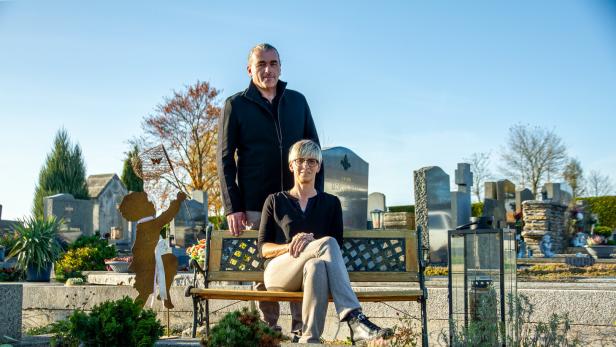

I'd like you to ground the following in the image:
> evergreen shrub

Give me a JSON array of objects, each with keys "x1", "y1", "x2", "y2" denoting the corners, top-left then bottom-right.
[{"x1": 579, "y1": 196, "x2": 616, "y2": 229}]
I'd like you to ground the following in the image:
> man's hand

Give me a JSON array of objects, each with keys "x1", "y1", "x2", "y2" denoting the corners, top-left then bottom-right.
[
  {"x1": 227, "y1": 212, "x2": 246, "y2": 237},
  {"x1": 176, "y1": 191, "x2": 187, "y2": 201},
  {"x1": 288, "y1": 233, "x2": 314, "y2": 258}
]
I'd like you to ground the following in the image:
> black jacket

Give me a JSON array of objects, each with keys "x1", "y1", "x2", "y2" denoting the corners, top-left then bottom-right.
[{"x1": 217, "y1": 80, "x2": 323, "y2": 214}]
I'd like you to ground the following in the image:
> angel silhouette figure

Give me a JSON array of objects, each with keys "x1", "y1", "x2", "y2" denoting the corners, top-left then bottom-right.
[{"x1": 119, "y1": 191, "x2": 186, "y2": 309}]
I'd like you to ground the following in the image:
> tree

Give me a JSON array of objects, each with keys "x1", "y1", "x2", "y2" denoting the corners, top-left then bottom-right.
[
  {"x1": 563, "y1": 158, "x2": 584, "y2": 199},
  {"x1": 465, "y1": 152, "x2": 492, "y2": 202},
  {"x1": 586, "y1": 170, "x2": 614, "y2": 197},
  {"x1": 121, "y1": 145, "x2": 144, "y2": 192},
  {"x1": 500, "y1": 124, "x2": 567, "y2": 196},
  {"x1": 140, "y1": 81, "x2": 223, "y2": 216},
  {"x1": 33, "y1": 129, "x2": 89, "y2": 218}
]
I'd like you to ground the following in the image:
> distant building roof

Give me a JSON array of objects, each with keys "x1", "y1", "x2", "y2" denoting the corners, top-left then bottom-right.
[{"x1": 87, "y1": 174, "x2": 121, "y2": 198}]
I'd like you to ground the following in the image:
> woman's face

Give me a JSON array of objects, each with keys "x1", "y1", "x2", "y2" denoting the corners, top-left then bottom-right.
[{"x1": 289, "y1": 157, "x2": 321, "y2": 184}]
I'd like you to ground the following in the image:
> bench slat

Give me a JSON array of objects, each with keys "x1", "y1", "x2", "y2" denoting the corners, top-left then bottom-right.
[{"x1": 190, "y1": 288, "x2": 424, "y2": 302}]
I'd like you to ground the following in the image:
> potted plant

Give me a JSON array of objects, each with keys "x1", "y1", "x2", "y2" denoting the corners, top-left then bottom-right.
[
  {"x1": 8, "y1": 216, "x2": 64, "y2": 281},
  {"x1": 585, "y1": 225, "x2": 615, "y2": 259}
]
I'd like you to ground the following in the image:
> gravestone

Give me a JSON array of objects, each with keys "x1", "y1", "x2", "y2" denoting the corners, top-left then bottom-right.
[
  {"x1": 542, "y1": 182, "x2": 572, "y2": 206},
  {"x1": 414, "y1": 166, "x2": 452, "y2": 263},
  {"x1": 170, "y1": 190, "x2": 208, "y2": 247},
  {"x1": 367, "y1": 192, "x2": 386, "y2": 221},
  {"x1": 451, "y1": 163, "x2": 473, "y2": 229},
  {"x1": 515, "y1": 189, "x2": 534, "y2": 213},
  {"x1": 323, "y1": 147, "x2": 369, "y2": 230},
  {"x1": 483, "y1": 179, "x2": 515, "y2": 227},
  {"x1": 43, "y1": 194, "x2": 94, "y2": 235}
]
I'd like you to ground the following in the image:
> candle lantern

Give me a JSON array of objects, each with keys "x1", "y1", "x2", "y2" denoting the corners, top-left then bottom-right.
[{"x1": 448, "y1": 216, "x2": 517, "y2": 346}]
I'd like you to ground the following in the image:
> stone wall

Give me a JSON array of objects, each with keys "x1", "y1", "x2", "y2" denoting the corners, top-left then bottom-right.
[
  {"x1": 522, "y1": 200, "x2": 568, "y2": 256},
  {"x1": 20, "y1": 275, "x2": 616, "y2": 346}
]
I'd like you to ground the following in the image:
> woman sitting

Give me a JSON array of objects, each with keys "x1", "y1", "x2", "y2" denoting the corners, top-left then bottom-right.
[{"x1": 258, "y1": 139, "x2": 392, "y2": 344}]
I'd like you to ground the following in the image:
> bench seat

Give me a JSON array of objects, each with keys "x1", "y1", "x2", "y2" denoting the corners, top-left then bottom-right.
[{"x1": 189, "y1": 287, "x2": 424, "y2": 302}]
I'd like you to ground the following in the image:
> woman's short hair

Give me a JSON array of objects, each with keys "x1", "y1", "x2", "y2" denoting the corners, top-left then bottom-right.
[{"x1": 288, "y1": 139, "x2": 322, "y2": 164}]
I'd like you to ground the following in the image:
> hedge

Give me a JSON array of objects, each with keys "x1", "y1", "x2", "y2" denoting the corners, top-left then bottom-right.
[
  {"x1": 388, "y1": 205, "x2": 415, "y2": 213},
  {"x1": 578, "y1": 196, "x2": 616, "y2": 229},
  {"x1": 472, "y1": 202, "x2": 484, "y2": 217}
]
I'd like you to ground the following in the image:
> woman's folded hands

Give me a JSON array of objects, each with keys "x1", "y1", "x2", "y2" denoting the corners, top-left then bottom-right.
[{"x1": 288, "y1": 232, "x2": 315, "y2": 257}]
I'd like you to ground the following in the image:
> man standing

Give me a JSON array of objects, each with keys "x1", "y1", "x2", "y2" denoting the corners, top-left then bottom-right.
[{"x1": 217, "y1": 43, "x2": 323, "y2": 335}]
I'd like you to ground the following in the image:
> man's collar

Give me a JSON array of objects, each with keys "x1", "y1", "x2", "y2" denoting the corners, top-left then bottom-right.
[{"x1": 244, "y1": 80, "x2": 287, "y2": 102}]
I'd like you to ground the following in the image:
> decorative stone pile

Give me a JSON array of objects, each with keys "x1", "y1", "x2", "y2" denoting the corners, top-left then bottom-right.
[{"x1": 521, "y1": 200, "x2": 568, "y2": 256}]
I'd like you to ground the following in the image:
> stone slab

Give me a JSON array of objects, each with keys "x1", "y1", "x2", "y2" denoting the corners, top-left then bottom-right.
[{"x1": 0, "y1": 283, "x2": 22, "y2": 343}]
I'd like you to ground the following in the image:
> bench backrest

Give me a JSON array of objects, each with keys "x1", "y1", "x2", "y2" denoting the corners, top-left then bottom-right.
[{"x1": 205, "y1": 230, "x2": 420, "y2": 283}]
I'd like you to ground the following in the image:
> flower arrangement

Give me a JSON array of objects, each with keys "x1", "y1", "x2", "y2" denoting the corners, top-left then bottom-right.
[
  {"x1": 186, "y1": 239, "x2": 207, "y2": 262},
  {"x1": 588, "y1": 226, "x2": 614, "y2": 246}
]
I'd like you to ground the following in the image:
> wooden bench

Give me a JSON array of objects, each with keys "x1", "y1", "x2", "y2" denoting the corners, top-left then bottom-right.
[{"x1": 185, "y1": 229, "x2": 428, "y2": 345}]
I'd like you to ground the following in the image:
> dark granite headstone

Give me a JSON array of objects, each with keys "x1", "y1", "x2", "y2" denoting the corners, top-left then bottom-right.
[
  {"x1": 171, "y1": 190, "x2": 208, "y2": 247},
  {"x1": 515, "y1": 188, "x2": 534, "y2": 213},
  {"x1": 323, "y1": 147, "x2": 369, "y2": 230}
]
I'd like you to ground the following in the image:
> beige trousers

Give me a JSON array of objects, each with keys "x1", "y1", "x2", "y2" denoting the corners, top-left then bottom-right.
[
  {"x1": 246, "y1": 211, "x2": 302, "y2": 333},
  {"x1": 264, "y1": 236, "x2": 361, "y2": 343}
]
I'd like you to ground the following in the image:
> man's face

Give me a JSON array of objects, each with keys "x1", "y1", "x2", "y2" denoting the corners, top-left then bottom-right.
[{"x1": 247, "y1": 49, "x2": 281, "y2": 91}]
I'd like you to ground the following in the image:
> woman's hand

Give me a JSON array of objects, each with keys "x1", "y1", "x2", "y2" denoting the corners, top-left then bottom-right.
[{"x1": 288, "y1": 233, "x2": 314, "y2": 258}]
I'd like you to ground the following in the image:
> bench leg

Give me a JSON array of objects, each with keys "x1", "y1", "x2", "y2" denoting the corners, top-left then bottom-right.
[
  {"x1": 420, "y1": 296, "x2": 428, "y2": 347},
  {"x1": 205, "y1": 298, "x2": 210, "y2": 338},
  {"x1": 191, "y1": 297, "x2": 198, "y2": 338}
]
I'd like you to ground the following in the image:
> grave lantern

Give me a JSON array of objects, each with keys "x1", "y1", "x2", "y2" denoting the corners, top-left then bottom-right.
[
  {"x1": 370, "y1": 209, "x2": 384, "y2": 229},
  {"x1": 448, "y1": 216, "x2": 517, "y2": 346}
]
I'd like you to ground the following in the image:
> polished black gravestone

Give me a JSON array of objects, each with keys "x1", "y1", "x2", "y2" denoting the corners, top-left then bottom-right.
[{"x1": 322, "y1": 147, "x2": 369, "y2": 230}]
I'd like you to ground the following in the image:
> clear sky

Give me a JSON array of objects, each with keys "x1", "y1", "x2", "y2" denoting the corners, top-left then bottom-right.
[{"x1": 1, "y1": 1, "x2": 615, "y2": 220}]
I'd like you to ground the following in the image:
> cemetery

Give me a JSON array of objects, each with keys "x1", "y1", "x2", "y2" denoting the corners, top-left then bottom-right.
[{"x1": 0, "y1": 143, "x2": 615, "y2": 347}]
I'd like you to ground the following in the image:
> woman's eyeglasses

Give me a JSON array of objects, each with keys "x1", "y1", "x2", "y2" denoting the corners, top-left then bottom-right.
[{"x1": 292, "y1": 158, "x2": 319, "y2": 167}]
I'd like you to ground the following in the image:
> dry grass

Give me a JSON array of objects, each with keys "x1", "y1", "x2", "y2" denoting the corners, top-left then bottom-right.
[{"x1": 425, "y1": 264, "x2": 616, "y2": 281}]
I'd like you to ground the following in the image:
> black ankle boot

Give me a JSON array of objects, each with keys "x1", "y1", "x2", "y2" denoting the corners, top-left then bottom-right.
[{"x1": 345, "y1": 310, "x2": 393, "y2": 344}]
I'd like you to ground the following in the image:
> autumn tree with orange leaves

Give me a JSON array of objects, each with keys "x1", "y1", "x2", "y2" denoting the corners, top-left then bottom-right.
[{"x1": 141, "y1": 81, "x2": 223, "y2": 218}]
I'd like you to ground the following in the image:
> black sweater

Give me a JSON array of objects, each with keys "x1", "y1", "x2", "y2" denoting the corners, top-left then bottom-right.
[{"x1": 257, "y1": 191, "x2": 343, "y2": 256}]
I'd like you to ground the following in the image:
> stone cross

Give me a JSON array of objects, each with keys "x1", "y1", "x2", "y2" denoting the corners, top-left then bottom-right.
[{"x1": 451, "y1": 163, "x2": 473, "y2": 229}]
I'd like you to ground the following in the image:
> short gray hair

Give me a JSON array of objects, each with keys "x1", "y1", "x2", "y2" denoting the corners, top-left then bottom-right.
[
  {"x1": 248, "y1": 43, "x2": 280, "y2": 65},
  {"x1": 288, "y1": 139, "x2": 322, "y2": 164}
]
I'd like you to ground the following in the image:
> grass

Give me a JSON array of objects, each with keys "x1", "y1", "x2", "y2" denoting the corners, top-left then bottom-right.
[{"x1": 425, "y1": 264, "x2": 616, "y2": 281}]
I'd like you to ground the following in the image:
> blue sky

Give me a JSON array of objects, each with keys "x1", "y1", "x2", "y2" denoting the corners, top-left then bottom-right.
[{"x1": 1, "y1": 1, "x2": 615, "y2": 220}]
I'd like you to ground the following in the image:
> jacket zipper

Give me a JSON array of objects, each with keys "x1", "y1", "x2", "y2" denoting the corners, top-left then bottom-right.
[{"x1": 274, "y1": 89, "x2": 286, "y2": 191}]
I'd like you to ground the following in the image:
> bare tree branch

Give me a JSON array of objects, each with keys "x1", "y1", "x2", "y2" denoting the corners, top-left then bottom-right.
[
  {"x1": 464, "y1": 152, "x2": 492, "y2": 202},
  {"x1": 499, "y1": 124, "x2": 568, "y2": 196},
  {"x1": 586, "y1": 170, "x2": 614, "y2": 197}
]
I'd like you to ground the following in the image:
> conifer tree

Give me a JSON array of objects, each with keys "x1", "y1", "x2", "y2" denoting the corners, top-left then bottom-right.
[
  {"x1": 121, "y1": 145, "x2": 144, "y2": 192},
  {"x1": 33, "y1": 129, "x2": 89, "y2": 218}
]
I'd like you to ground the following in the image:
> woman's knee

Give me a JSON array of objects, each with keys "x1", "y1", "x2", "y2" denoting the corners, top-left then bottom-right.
[{"x1": 303, "y1": 258, "x2": 325, "y2": 275}]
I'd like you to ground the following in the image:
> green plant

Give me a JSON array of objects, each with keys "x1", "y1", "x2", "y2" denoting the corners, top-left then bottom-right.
[
  {"x1": 32, "y1": 128, "x2": 89, "y2": 218},
  {"x1": 26, "y1": 319, "x2": 80, "y2": 347},
  {"x1": 7, "y1": 216, "x2": 64, "y2": 274},
  {"x1": 388, "y1": 205, "x2": 415, "y2": 213},
  {"x1": 0, "y1": 232, "x2": 19, "y2": 255},
  {"x1": 472, "y1": 202, "x2": 484, "y2": 217},
  {"x1": 68, "y1": 296, "x2": 163, "y2": 347},
  {"x1": 202, "y1": 307, "x2": 284, "y2": 347},
  {"x1": 121, "y1": 144, "x2": 144, "y2": 192},
  {"x1": 0, "y1": 267, "x2": 23, "y2": 282},
  {"x1": 65, "y1": 277, "x2": 84, "y2": 286},
  {"x1": 441, "y1": 291, "x2": 580, "y2": 347},
  {"x1": 578, "y1": 196, "x2": 616, "y2": 229},
  {"x1": 55, "y1": 235, "x2": 117, "y2": 281},
  {"x1": 593, "y1": 226, "x2": 613, "y2": 238}
]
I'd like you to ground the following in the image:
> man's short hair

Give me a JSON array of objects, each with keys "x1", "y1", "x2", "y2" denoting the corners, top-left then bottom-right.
[
  {"x1": 248, "y1": 43, "x2": 280, "y2": 65},
  {"x1": 288, "y1": 139, "x2": 322, "y2": 164}
]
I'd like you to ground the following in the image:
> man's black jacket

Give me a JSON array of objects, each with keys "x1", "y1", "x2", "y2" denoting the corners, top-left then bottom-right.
[{"x1": 217, "y1": 80, "x2": 323, "y2": 215}]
